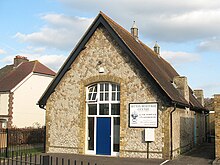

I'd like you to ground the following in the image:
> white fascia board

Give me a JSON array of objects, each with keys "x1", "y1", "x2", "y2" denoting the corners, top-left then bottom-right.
[{"x1": 32, "y1": 72, "x2": 55, "y2": 78}]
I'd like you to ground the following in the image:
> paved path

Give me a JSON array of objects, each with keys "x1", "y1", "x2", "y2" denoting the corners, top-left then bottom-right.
[
  {"x1": 47, "y1": 153, "x2": 166, "y2": 165},
  {"x1": 166, "y1": 142, "x2": 215, "y2": 165},
  {"x1": 43, "y1": 142, "x2": 215, "y2": 165}
]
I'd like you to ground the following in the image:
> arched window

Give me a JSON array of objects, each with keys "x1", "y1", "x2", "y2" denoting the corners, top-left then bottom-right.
[{"x1": 86, "y1": 82, "x2": 120, "y2": 156}]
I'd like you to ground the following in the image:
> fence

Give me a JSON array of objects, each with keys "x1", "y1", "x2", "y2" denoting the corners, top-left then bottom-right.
[
  {"x1": 0, "y1": 153, "x2": 101, "y2": 165},
  {"x1": 0, "y1": 153, "x2": 42, "y2": 165},
  {"x1": 0, "y1": 128, "x2": 102, "y2": 165},
  {"x1": 0, "y1": 127, "x2": 45, "y2": 158}
]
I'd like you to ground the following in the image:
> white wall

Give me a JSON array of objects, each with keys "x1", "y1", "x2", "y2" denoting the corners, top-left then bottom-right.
[
  {"x1": 0, "y1": 93, "x2": 9, "y2": 115},
  {"x1": 12, "y1": 73, "x2": 53, "y2": 128}
]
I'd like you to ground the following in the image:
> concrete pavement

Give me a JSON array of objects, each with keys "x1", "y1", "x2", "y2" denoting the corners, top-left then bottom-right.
[{"x1": 166, "y1": 142, "x2": 215, "y2": 165}]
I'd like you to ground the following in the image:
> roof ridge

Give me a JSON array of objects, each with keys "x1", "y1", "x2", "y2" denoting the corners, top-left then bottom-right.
[
  {"x1": 32, "y1": 60, "x2": 38, "y2": 72},
  {"x1": 99, "y1": 11, "x2": 135, "y2": 39}
]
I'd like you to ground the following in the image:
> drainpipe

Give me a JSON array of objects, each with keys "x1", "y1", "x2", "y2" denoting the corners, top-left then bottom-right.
[{"x1": 170, "y1": 103, "x2": 176, "y2": 159}]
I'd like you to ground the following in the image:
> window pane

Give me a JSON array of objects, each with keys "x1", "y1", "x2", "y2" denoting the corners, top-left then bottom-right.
[
  {"x1": 100, "y1": 93, "x2": 103, "y2": 101},
  {"x1": 117, "y1": 85, "x2": 120, "y2": 91},
  {"x1": 88, "y1": 93, "x2": 92, "y2": 100},
  {"x1": 105, "y1": 93, "x2": 109, "y2": 101},
  {"x1": 94, "y1": 86, "x2": 97, "y2": 92},
  {"x1": 88, "y1": 104, "x2": 97, "y2": 115},
  {"x1": 89, "y1": 87, "x2": 93, "y2": 92},
  {"x1": 99, "y1": 104, "x2": 109, "y2": 115},
  {"x1": 112, "y1": 92, "x2": 116, "y2": 101},
  {"x1": 112, "y1": 84, "x2": 116, "y2": 91},
  {"x1": 111, "y1": 104, "x2": 120, "y2": 115},
  {"x1": 113, "y1": 117, "x2": 120, "y2": 152},
  {"x1": 117, "y1": 92, "x2": 120, "y2": 101},
  {"x1": 92, "y1": 93, "x2": 97, "y2": 101},
  {"x1": 100, "y1": 84, "x2": 104, "y2": 91},
  {"x1": 105, "y1": 83, "x2": 109, "y2": 91},
  {"x1": 88, "y1": 117, "x2": 94, "y2": 150}
]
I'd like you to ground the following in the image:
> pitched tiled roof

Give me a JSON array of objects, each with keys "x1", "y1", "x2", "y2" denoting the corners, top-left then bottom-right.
[
  {"x1": 0, "y1": 61, "x2": 56, "y2": 92},
  {"x1": 100, "y1": 12, "x2": 204, "y2": 110},
  {"x1": 0, "y1": 65, "x2": 14, "y2": 80},
  {"x1": 38, "y1": 12, "x2": 205, "y2": 111}
]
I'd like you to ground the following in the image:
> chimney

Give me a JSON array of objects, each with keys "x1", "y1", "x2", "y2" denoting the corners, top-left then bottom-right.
[
  {"x1": 173, "y1": 76, "x2": 189, "y2": 103},
  {"x1": 153, "y1": 41, "x2": 160, "y2": 56},
  {"x1": 14, "y1": 56, "x2": 29, "y2": 67},
  {"x1": 194, "y1": 90, "x2": 204, "y2": 106},
  {"x1": 131, "y1": 21, "x2": 138, "y2": 40}
]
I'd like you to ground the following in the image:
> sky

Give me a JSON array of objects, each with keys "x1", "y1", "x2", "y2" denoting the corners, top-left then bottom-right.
[{"x1": 0, "y1": 0, "x2": 219, "y2": 98}]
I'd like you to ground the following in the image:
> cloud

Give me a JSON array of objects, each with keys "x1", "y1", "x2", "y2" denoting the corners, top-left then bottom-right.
[
  {"x1": 19, "y1": 47, "x2": 66, "y2": 71},
  {"x1": 36, "y1": 55, "x2": 66, "y2": 71},
  {"x1": 13, "y1": 1, "x2": 220, "y2": 54},
  {"x1": 144, "y1": 9, "x2": 220, "y2": 42},
  {"x1": 0, "y1": 46, "x2": 66, "y2": 71},
  {"x1": 57, "y1": 0, "x2": 220, "y2": 43},
  {"x1": 197, "y1": 37, "x2": 220, "y2": 52},
  {"x1": 0, "y1": 55, "x2": 14, "y2": 64},
  {"x1": 0, "y1": 49, "x2": 7, "y2": 54},
  {"x1": 198, "y1": 82, "x2": 220, "y2": 97},
  {"x1": 161, "y1": 51, "x2": 200, "y2": 65},
  {"x1": 14, "y1": 14, "x2": 93, "y2": 51},
  {"x1": 25, "y1": 53, "x2": 66, "y2": 72},
  {"x1": 58, "y1": 0, "x2": 220, "y2": 13}
]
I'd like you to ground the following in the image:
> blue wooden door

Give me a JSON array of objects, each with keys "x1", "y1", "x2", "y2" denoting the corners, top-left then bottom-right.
[{"x1": 96, "y1": 117, "x2": 111, "y2": 155}]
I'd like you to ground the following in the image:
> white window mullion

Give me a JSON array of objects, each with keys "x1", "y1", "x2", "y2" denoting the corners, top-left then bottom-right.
[
  {"x1": 111, "y1": 116, "x2": 114, "y2": 155},
  {"x1": 94, "y1": 116, "x2": 97, "y2": 154}
]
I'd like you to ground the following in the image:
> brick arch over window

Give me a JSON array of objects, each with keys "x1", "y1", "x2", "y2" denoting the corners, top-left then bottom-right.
[{"x1": 78, "y1": 75, "x2": 126, "y2": 154}]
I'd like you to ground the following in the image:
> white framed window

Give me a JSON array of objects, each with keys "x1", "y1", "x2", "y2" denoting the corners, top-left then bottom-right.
[
  {"x1": 86, "y1": 82, "x2": 120, "y2": 156},
  {"x1": 87, "y1": 84, "x2": 98, "y2": 102}
]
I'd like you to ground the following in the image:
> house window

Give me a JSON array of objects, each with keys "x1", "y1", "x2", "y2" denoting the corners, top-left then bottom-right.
[{"x1": 86, "y1": 82, "x2": 120, "y2": 156}]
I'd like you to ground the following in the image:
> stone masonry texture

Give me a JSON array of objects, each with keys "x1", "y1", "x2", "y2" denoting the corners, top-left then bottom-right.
[{"x1": 215, "y1": 94, "x2": 220, "y2": 159}]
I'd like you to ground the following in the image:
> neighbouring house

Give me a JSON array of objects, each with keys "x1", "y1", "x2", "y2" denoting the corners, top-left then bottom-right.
[
  {"x1": 0, "y1": 56, "x2": 56, "y2": 128},
  {"x1": 38, "y1": 12, "x2": 208, "y2": 159}
]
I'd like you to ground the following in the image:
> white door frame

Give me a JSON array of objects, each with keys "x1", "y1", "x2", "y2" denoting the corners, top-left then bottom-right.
[{"x1": 85, "y1": 83, "x2": 120, "y2": 156}]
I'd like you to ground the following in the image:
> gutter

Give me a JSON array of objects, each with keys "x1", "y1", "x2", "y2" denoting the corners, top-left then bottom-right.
[
  {"x1": 170, "y1": 103, "x2": 176, "y2": 159},
  {"x1": 37, "y1": 102, "x2": 46, "y2": 110}
]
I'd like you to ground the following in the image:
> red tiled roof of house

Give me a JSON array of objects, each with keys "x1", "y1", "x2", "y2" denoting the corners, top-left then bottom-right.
[
  {"x1": 0, "y1": 60, "x2": 56, "y2": 92},
  {"x1": 0, "y1": 65, "x2": 14, "y2": 80}
]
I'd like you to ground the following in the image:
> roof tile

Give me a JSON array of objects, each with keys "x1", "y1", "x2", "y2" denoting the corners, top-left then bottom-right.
[{"x1": 0, "y1": 61, "x2": 56, "y2": 92}]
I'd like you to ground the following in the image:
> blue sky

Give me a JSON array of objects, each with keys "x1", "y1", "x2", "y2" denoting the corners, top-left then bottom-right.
[{"x1": 0, "y1": 0, "x2": 219, "y2": 98}]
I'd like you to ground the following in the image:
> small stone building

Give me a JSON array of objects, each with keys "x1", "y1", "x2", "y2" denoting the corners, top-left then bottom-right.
[{"x1": 38, "y1": 12, "x2": 208, "y2": 159}]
